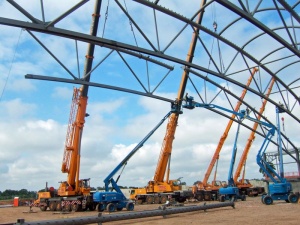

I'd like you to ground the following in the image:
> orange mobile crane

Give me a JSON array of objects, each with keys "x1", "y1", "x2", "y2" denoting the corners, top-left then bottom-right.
[
  {"x1": 33, "y1": 2, "x2": 101, "y2": 212},
  {"x1": 34, "y1": 87, "x2": 94, "y2": 212},
  {"x1": 233, "y1": 77, "x2": 276, "y2": 196},
  {"x1": 193, "y1": 67, "x2": 258, "y2": 201},
  {"x1": 129, "y1": 1, "x2": 206, "y2": 204}
]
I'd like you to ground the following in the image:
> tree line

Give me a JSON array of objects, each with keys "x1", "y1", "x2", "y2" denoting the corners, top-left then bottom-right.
[
  {"x1": 0, "y1": 186, "x2": 137, "y2": 201},
  {"x1": 0, "y1": 189, "x2": 37, "y2": 200}
]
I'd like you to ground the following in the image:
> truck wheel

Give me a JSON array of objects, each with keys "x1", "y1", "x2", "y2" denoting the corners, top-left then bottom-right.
[
  {"x1": 65, "y1": 204, "x2": 72, "y2": 212},
  {"x1": 97, "y1": 203, "x2": 105, "y2": 212},
  {"x1": 219, "y1": 195, "x2": 225, "y2": 202},
  {"x1": 204, "y1": 192, "x2": 212, "y2": 201},
  {"x1": 49, "y1": 202, "x2": 57, "y2": 211},
  {"x1": 126, "y1": 202, "x2": 134, "y2": 211},
  {"x1": 154, "y1": 196, "x2": 160, "y2": 204},
  {"x1": 88, "y1": 204, "x2": 96, "y2": 211},
  {"x1": 107, "y1": 203, "x2": 116, "y2": 212},
  {"x1": 136, "y1": 199, "x2": 143, "y2": 204},
  {"x1": 288, "y1": 193, "x2": 299, "y2": 203},
  {"x1": 39, "y1": 205, "x2": 47, "y2": 211},
  {"x1": 263, "y1": 195, "x2": 273, "y2": 205},
  {"x1": 196, "y1": 193, "x2": 203, "y2": 201},
  {"x1": 241, "y1": 195, "x2": 246, "y2": 201},
  {"x1": 247, "y1": 190, "x2": 253, "y2": 197},
  {"x1": 160, "y1": 195, "x2": 167, "y2": 204},
  {"x1": 56, "y1": 201, "x2": 62, "y2": 211},
  {"x1": 146, "y1": 195, "x2": 154, "y2": 204},
  {"x1": 72, "y1": 203, "x2": 82, "y2": 212}
]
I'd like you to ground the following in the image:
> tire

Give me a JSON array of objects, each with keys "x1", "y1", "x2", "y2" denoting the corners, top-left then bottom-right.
[
  {"x1": 65, "y1": 204, "x2": 72, "y2": 212},
  {"x1": 196, "y1": 193, "x2": 204, "y2": 202},
  {"x1": 219, "y1": 195, "x2": 225, "y2": 202},
  {"x1": 56, "y1": 201, "x2": 62, "y2": 211},
  {"x1": 204, "y1": 192, "x2": 212, "y2": 201},
  {"x1": 288, "y1": 193, "x2": 299, "y2": 203},
  {"x1": 146, "y1": 195, "x2": 154, "y2": 204},
  {"x1": 136, "y1": 199, "x2": 143, "y2": 204},
  {"x1": 39, "y1": 205, "x2": 47, "y2": 211},
  {"x1": 88, "y1": 204, "x2": 96, "y2": 211},
  {"x1": 97, "y1": 203, "x2": 105, "y2": 212},
  {"x1": 126, "y1": 202, "x2": 134, "y2": 211},
  {"x1": 263, "y1": 195, "x2": 273, "y2": 205},
  {"x1": 160, "y1": 195, "x2": 167, "y2": 204},
  {"x1": 107, "y1": 203, "x2": 116, "y2": 212},
  {"x1": 72, "y1": 203, "x2": 82, "y2": 212},
  {"x1": 247, "y1": 190, "x2": 253, "y2": 197},
  {"x1": 154, "y1": 196, "x2": 160, "y2": 204},
  {"x1": 241, "y1": 195, "x2": 246, "y2": 201},
  {"x1": 49, "y1": 201, "x2": 57, "y2": 211}
]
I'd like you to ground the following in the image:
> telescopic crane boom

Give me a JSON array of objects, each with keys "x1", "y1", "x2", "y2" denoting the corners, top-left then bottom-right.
[
  {"x1": 234, "y1": 78, "x2": 275, "y2": 184},
  {"x1": 130, "y1": 1, "x2": 206, "y2": 204},
  {"x1": 182, "y1": 95, "x2": 275, "y2": 201},
  {"x1": 199, "y1": 68, "x2": 258, "y2": 192},
  {"x1": 34, "y1": 2, "x2": 102, "y2": 212},
  {"x1": 57, "y1": 0, "x2": 101, "y2": 202}
]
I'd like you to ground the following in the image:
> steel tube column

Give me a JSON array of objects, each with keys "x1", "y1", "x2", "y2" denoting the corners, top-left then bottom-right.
[{"x1": 15, "y1": 202, "x2": 235, "y2": 225}]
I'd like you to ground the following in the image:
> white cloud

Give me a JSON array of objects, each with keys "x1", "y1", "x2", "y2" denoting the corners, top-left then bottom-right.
[{"x1": 0, "y1": 0, "x2": 299, "y2": 194}]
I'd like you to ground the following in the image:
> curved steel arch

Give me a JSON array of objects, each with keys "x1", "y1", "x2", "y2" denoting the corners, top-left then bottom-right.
[
  {"x1": 0, "y1": 0, "x2": 299, "y2": 173},
  {"x1": 1, "y1": 6, "x2": 299, "y2": 106},
  {"x1": 133, "y1": 0, "x2": 300, "y2": 106}
]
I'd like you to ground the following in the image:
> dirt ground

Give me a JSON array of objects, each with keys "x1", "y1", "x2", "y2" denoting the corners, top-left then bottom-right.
[{"x1": 0, "y1": 197, "x2": 299, "y2": 225}]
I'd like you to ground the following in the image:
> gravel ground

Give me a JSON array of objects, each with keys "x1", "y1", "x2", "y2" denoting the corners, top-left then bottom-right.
[{"x1": 0, "y1": 197, "x2": 299, "y2": 225}]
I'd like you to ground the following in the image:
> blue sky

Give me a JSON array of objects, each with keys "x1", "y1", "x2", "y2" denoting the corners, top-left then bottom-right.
[{"x1": 0, "y1": 0, "x2": 300, "y2": 192}]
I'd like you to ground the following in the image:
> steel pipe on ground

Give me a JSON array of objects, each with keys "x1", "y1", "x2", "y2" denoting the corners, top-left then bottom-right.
[{"x1": 15, "y1": 201, "x2": 235, "y2": 225}]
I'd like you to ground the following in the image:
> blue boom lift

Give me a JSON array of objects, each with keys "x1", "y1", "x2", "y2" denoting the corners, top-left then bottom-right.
[
  {"x1": 258, "y1": 106, "x2": 299, "y2": 205},
  {"x1": 218, "y1": 121, "x2": 246, "y2": 202},
  {"x1": 182, "y1": 95, "x2": 277, "y2": 202},
  {"x1": 93, "y1": 107, "x2": 178, "y2": 212}
]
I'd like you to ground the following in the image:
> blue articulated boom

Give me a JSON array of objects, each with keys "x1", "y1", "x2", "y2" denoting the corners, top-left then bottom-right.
[
  {"x1": 93, "y1": 109, "x2": 175, "y2": 212},
  {"x1": 218, "y1": 122, "x2": 245, "y2": 201},
  {"x1": 257, "y1": 106, "x2": 299, "y2": 205},
  {"x1": 182, "y1": 95, "x2": 278, "y2": 202}
]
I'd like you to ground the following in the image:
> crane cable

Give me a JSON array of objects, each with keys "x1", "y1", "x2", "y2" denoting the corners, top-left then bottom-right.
[
  {"x1": 205, "y1": 3, "x2": 229, "y2": 103},
  {"x1": 211, "y1": 2, "x2": 229, "y2": 89},
  {"x1": 214, "y1": 23, "x2": 228, "y2": 90},
  {"x1": 123, "y1": 0, "x2": 138, "y2": 47},
  {"x1": 0, "y1": 28, "x2": 23, "y2": 102},
  {"x1": 205, "y1": 4, "x2": 217, "y2": 103},
  {"x1": 101, "y1": 0, "x2": 110, "y2": 38}
]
